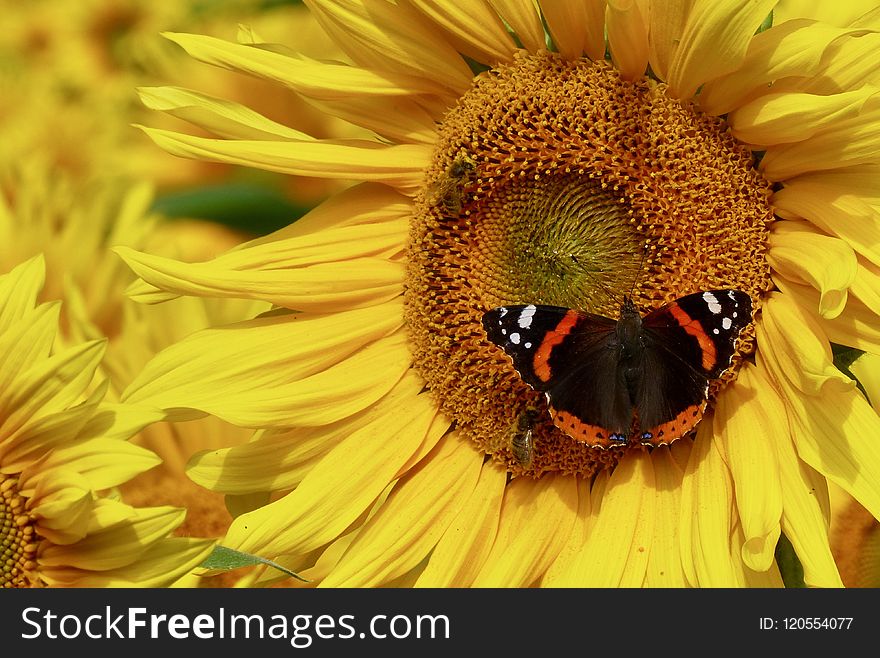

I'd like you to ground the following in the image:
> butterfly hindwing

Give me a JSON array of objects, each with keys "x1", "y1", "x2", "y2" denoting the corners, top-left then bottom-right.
[
  {"x1": 482, "y1": 305, "x2": 633, "y2": 445},
  {"x1": 641, "y1": 290, "x2": 753, "y2": 378}
]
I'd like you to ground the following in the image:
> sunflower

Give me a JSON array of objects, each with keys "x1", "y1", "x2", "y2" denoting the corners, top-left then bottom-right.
[
  {"x1": 0, "y1": 255, "x2": 215, "y2": 587},
  {"x1": 118, "y1": 1, "x2": 880, "y2": 587},
  {"x1": 0, "y1": 161, "x2": 263, "y2": 585}
]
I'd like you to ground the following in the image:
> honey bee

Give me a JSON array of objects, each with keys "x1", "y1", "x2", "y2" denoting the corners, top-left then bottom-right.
[
  {"x1": 510, "y1": 408, "x2": 539, "y2": 467},
  {"x1": 427, "y1": 153, "x2": 476, "y2": 215}
]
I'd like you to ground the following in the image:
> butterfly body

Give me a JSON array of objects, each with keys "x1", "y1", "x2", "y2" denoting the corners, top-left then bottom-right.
[{"x1": 482, "y1": 290, "x2": 752, "y2": 449}]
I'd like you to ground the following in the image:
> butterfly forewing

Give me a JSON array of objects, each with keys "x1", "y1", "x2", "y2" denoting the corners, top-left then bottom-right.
[{"x1": 641, "y1": 290, "x2": 753, "y2": 379}]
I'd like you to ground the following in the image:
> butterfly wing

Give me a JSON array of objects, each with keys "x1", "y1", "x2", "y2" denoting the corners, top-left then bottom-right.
[
  {"x1": 635, "y1": 290, "x2": 752, "y2": 445},
  {"x1": 482, "y1": 305, "x2": 633, "y2": 447}
]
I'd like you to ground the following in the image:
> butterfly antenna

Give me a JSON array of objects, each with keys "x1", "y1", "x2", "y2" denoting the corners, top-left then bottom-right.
[{"x1": 626, "y1": 241, "x2": 650, "y2": 303}]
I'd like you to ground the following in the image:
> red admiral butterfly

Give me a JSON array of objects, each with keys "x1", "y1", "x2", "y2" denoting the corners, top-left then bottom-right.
[{"x1": 482, "y1": 290, "x2": 752, "y2": 449}]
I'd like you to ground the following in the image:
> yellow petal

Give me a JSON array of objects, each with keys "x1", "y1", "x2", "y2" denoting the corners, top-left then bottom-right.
[
  {"x1": 774, "y1": 1, "x2": 880, "y2": 27},
  {"x1": 699, "y1": 21, "x2": 873, "y2": 115},
  {"x1": 786, "y1": 163, "x2": 880, "y2": 204},
  {"x1": 735, "y1": 525, "x2": 785, "y2": 587},
  {"x1": 138, "y1": 86, "x2": 314, "y2": 140},
  {"x1": 139, "y1": 329, "x2": 410, "y2": 428},
  {"x1": 756, "y1": 292, "x2": 854, "y2": 395},
  {"x1": 715, "y1": 363, "x2": 783, "y2": 572},
  {"x1": 539, "y1": 0, "x2": 607, "y2": 60},
  {"x1": 39, "y1": 506, "x2": 186, "y2": 570},
  {"x1": 854, "y1": 260, "x2": 880, "y2": 313},
  {"x1": 46, "y1": 538, "x2": 216, "y2": 588},
  {"x1": 0, "y1": 340, "x2": 106, "y2": 440},
  {"x1": 680, "y1": 419, "x2": 743, "y2": 586},
  {"x1": 408, "y1": 0, "x2": 517, "y2": 65},
  {"x1": 787, "y1": 29, "x2": 880, "y2": 96},
  {"x1": 730, "y1": 86, "x2": 879, "y2": 146},
  {"x1": 320, "y1": 431, "x2": 482, "y2": 587},
  {"x1": 761, "y1": 94, "x2": 880, "y2": 180},
  {"x1": 222, "y1": 372, "x2": 442, "y2": 557},
  {"x1": 643, "y1": 446, "x2": 689, "y2": 586},
  {"x1": 303, "y1": 0, "x2": 474, "y2": 96},
  {"x1": 415, "y1": 459, "x2": 507, "y2": 587},
  {"x1": 0, "y1": 302, "x2": 59, "y2": 401},
  {"x1": 488, "y1": 0, "x2": 546, "y2": 52},
  {"x1": 132, "y1": 185, "x2": 413, "y2": 303},
  {"x1": 37, "y1": 439, "x2": 161, "y2": 491},
  {"x1": 162, "y1": 31, "x2": 443, "y2": 97},
  {"x1": 124, "y1": 301, "x2": 404, "y2": 425},
  {"x1": 138, "y1": 126, "x2": 432, "y2": 192},
  {"x1": 125, "y1": 218, "x2": 407, "y2": 306},
  {"x1": 666, "y1": 0, "x2": 778, "y2": 100},
  {"x1": 76, "y1": 402, "x2": 166, "y2": 443},
  {"x1": 0, "y1": 254, "x2": 45, "y2": 332},
  {"x1": 392, "y1": 410, "x2": 453, "y2": 479},
  {"x1": 471, "y1": 474, "x2": 579, "y2": 587},
  {"x1": 775, "y1": 277, "x2": 880, "y2": 354},
  {"x1": 118, "y1": 245, "x2": 403, "y2": 311},
  {"x1": 645, "y1": 0, "x2": 694, "y2": 82},
  {"x1": 768, "y1": 221, "x2": 857, "y2": 318},
  {"x1": 751, "y1": 357, "x2": 843, "y2": 587},
  {"x1": 540, "y1": 476, "x2": 599, "y2": 586},
  {"x1": 553, "y1": 452, "x2": 654, "y2": 586},
  {"x1": 25, "y1": 472, "x2": 93, "y2": 545},
  {"x1": 247, "y1": 182, "x2": 414, "y2": 244},
  {"x1": 850, "y1": 351, "x2": 880, "y2": 407},
  {"x1": 188, "y1": 425, "x2": 346, "y2": 495},
  {"x1": 606, "y1": 0, "x2": 650, "y2": 81},
  {"x1": 772, "y1": 182, "x2": 880, "y2": 269},
  {"x1": 214, "y1": 219, "x2": 407, "y2": 270},
  {"x1": 0, "y1": 384, "x2": 104, "y2": 470},
  {"x1": 773, "y1": 356, "x2": 880, "y2": 532}
]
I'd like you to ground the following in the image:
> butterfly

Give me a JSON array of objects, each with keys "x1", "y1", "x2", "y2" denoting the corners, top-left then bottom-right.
[{"x1": 482, "y1": 290, "x2": 752, "y2": 448}]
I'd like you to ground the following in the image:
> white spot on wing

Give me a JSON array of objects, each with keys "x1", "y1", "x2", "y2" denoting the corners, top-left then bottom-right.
[
  {"x1": 499, "y1": 308, "x2": 508, "y2": 317},
  {"x1": 713, "y1": 328, "x2": 719, "y2": 334},
  {"x1": 518, "y1": 304, "x2": 537, "y2": 329},
  {"x1": 524, "y1": 342, "x2": 532, "y2": 349},
  {"x1": 722, "y1": 317, "x2": 732, "y2": 330},
  {"x1": 510, "y1": 332, "x2": 521, "y2": 344},
  {"x1": 703, "y1": 291, "x2": 722, "y2": 314}
]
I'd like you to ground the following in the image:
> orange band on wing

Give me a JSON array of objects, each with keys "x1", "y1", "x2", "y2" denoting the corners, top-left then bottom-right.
[
  {"x1": 639, "y1": 401, "x2": 706, "y2": 447},
  {"x1": 667, "y1": 304, "x2": 716, "y2": 371},
  {"x1": 533, "y1": 310, "x2": 580, "y2": 383},
  {"x1": 551, "y1": 408, "x2": 628, "y2": 449}
]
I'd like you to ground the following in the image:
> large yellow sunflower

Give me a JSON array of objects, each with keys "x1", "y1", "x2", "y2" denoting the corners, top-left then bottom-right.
[
  {"x1": 0, "y1": 161, "x2": 264, "y2": 585},
  {"x1": 118, "y1": 0, "x2": 880, "y2": 587},
  {"x1": 0, "y1": 256, "x2": 215, "y2": 587}
]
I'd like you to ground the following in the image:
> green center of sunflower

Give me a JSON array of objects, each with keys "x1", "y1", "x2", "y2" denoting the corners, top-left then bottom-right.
[
  {"x1": 1, "y1": 475, "x2": 40, "y2": 588},
  {"x1": 405, "y1": 52, "x2": 774, "y2": 477}
]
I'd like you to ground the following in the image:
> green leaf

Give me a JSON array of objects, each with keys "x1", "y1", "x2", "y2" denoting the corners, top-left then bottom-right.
[
  {"x1": 775, "y1": 534, "x2": 805, "y2": 588},
  {"x1": 832, "y1": 343, "x2": 868, "y2": 401},
  {"x1": 832, "y1": 343, "x2": 864, "y2": 373},
  {"x1": 200, "y1": 545, "x2": 310, "y2": 582},
  {"x1": 151, "y1": 182, "x2": 315, "y2": 236},
  {"x1": 755, "y1": 10, "x2": 774, "y2": 34}
]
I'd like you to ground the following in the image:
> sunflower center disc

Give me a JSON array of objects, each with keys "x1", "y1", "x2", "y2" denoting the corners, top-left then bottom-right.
[
  {"x1": 405, "y1": 52, "x2": 774, "y2": 477},
  {"x1": 1, "y1": 475, "x2": 39, "y2": 587}
]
